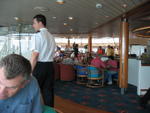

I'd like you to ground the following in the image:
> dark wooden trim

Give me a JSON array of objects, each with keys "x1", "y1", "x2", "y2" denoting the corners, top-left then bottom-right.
[
  {"x1": 141, "y1": 89, "x2": 148, "y2": 91},
  {"x1": 141, "y1": 64, "x2": 150, "y2": 66},
  {"x1": 126, "y1": 0, "x2": 150, "y2": 18}
]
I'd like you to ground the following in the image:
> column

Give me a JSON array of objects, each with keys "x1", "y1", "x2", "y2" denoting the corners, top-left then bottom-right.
[
  {"x1": 67, "y1": 37, "x2": 70, "y2": 48},
  {"x1": 119, "y1": 16, "x2": 129, "y2": 94},
  {"x1": 88, "y1": 33, "x2": 92, "y2": 53}
]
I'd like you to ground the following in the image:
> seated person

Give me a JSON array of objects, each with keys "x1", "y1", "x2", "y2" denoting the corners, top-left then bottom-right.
[
  {"x1": 54, "y1": 55, "x2": 63, "y2": 63},
  {"x1": 54, "y1": 50, "x2": 60, "y2": 58},
  {"x1": 65, "y1": 45, "x2": 71, "y2": 52},
  {"x1": 70, "y1": 52, "x2": 75, "y2": 58},
  {"x1": 74, "y1": 57, "x2": 81, "y2": 65},
  {"x1": 91, "y1": 55, "x2": 106, "y2": 70},
  {"x1": 62, "y1": 54, "x2": 74, "y2": 65},
  {"x1": 83, "y1": 52, "x2": 93, "y2": 65},
  {"x1": 105, "y1": 56, "x2": 118, "y2": 85},
  {"x1": 0, "y1": 54, "x2": 43, "y2": 113}
]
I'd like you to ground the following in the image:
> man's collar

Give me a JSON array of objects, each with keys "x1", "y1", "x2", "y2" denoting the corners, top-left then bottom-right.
[{"x1": 39, "y1": 27, "x2": 47, "y2": 31}]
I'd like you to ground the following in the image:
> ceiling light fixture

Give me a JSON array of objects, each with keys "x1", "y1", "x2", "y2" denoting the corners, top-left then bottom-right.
[
  {"x1": 33, "y1": 6, "x2": 49, "y2": 12},
  {"x1": 14, "y1": 17, "x2": 19, "y2": 21},
  {"x1": 68, "y1": 16, "x2": 74, "y2": 20},
  {"x1": 56, "y1": 0, "x2": 65, "y2": 4},
  {"x1": 70, "y1": 29, "x2": 73, "y2": 31},
  {"x1": 52, "y1": 16, "x2": 56, "y2": 19},
  {"x1": 122, "y1": 4, "x2": 127, "y2": 8},
  {"x1": 96, "y1": 3, "x2": 103, "y2": 9},
  {"x1": 105, "y1": 15, "x2": 109, "y2": 18},
  {"x1": 64, "y1": 23, "x2": 67, "y2": 26}
]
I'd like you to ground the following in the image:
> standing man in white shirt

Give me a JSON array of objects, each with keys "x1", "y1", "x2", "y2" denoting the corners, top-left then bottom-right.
[{"x1": 30, "y1": 14, "x2": 56, "y2": 107}]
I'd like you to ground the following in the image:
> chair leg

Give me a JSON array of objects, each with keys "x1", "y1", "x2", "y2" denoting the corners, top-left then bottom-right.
[
  {"x1": 86, "y1": 79, "x2": 104, "y2": 88},
  {"x1": 76, "y1": 77, "x2": 87, "y2": 85},
  {"x1": 102, "y1": 78, "x2": 104, "y2": 87}
]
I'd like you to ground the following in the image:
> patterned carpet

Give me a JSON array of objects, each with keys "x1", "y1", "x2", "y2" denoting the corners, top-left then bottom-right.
[{"x1": 54, "y1": 80, "x2": 150, "y2": 113}]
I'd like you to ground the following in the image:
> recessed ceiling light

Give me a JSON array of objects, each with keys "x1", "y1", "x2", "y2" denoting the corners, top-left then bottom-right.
[
  {"x1": 68, "y1": 16, "x2": 74, "y2": 20},
  {"x1": 33, "y1": 6, "x2": 49, "y2": 12},
  {"x1": 122, "y1": 4, "x2": 127, "y2": 8},
  {"x1": 70, "y1": 29, "x2": 73, "y2": 31},
  {"x1": 96, "y1": 3, "x2": 103, "y2": 9},
  {"x1": 52, "y1": 16, "x2": 56, "y2": 19},
  {"x1": 14, "y1": 17, "x2": 19, "y2": 21},
  {"x1": 105, "y1": 15, "x2": 109, "y2": 18},
  {"x1": 64, "y1": 23, "x2": 67, "y2": 26},
  {"x1": 56, "y1": 0, "x2": 65, "y2": 4}
]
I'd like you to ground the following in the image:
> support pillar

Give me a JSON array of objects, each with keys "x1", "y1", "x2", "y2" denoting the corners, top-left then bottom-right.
[
  {"x1": 88, "y1": 33, "x2": 92, "y2": 53},
  {"x1": 67, "y1": 37, "x2": 70, "y2": 48},
  {"x1": 119, "y1": 16, "x2": 129, "y2": 95}
]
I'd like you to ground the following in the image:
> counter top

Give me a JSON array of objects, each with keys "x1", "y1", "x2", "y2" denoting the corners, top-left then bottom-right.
[{"x1": 141, "y1": 64, "x2": 150, "y2": 66}]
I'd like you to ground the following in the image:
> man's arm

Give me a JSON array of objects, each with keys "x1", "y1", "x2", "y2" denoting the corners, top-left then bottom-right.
[
  {"x1": 30, "y1": 52, "x2": 39, "y2": 72},
  {"x1": 106, "y1": 61, "x2": 117, "y2": 69}
]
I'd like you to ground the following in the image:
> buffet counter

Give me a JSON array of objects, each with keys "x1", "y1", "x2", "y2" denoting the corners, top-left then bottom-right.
[{"x1": 128, "y1": 58, "x2": 150, "y2": 95}]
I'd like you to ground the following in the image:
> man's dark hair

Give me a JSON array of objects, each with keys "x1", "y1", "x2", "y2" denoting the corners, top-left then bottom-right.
[
  {"x1": 0, "y1": 54, "x2": 31, "y2": 80},
  {"x1": 33, "y1": 14, "x2": 47, "y2": 26}
]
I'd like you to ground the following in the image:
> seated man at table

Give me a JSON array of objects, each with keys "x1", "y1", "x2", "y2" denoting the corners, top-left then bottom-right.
[
  {"x1": 62, "y1": 54, "x2": 74, "y2": 65},
  {"x1": 105, "y1": 56, "x2": 118, "y2": 85},
  {"x1": 0, "y1": 54, "x2": 43, "y2": 113},
  {"x1": 91, "y1": 55, "x2": 106, "y2": 70}
]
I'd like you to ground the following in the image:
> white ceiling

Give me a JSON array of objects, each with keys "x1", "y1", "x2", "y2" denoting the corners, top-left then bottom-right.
[{"x1": 0, "y1": 0, "x2": 148, "y2": 34}]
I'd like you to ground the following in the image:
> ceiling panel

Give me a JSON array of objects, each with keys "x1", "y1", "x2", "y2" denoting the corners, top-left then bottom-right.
[
  {"x1": 92, "y1": 0, "x2": 150, "y2": 38},
  {"x1": 0, "y1": 0, "x2": 149, "y2": 34}
]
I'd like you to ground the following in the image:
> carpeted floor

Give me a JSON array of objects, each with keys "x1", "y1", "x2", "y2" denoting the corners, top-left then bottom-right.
[
  {"x1": 54, "y1": 96, "x2": 111, "y2": 113},
  {"x1": 54, "y1": 80, "x2": 150, "y2": 113}
]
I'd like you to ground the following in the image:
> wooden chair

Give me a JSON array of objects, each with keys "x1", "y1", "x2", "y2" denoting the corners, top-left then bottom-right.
[
  {"x1": 75, "y1": 64, "x2": 88, "y2": 84},
  {"x1": 87, "y1": 65, "x2": 104, "y2": 88}
]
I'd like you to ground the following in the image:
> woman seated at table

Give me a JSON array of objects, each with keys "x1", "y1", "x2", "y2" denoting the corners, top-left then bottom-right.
[
  {"x1": 90, "y1": 55, "x2": 106, "y2": 70},
  {"x1": 105, "y1": 56, "x2": 118, "y2": 85}
]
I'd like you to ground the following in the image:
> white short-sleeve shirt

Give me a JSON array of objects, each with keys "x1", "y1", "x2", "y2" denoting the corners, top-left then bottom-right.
[{"x1": 30, "y1": 28, "x2": 56, "y2": 62}]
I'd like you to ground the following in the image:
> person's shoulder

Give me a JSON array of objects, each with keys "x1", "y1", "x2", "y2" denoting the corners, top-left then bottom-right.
[
  {"x1": 28, "y1": 76, "x2": 39, "y2": 92},
  {"x1": 35, "y1": 32, "x2": 42, "y2": 39},
  {"x1": 29, "y1": 76, "x2": 39, "y2": 86},
  {"x1": 42, "y1": 29, "x2": 54, "y2": 39},
  {"x1": 48, "y1": 31, "x2": 54, "y2": 39},
  {"x1": 14, "y1": 76, "x2": 40, "y2": 101},
  {"x1": 38, "y1": 28, "x2": 47, "y2": 36}
]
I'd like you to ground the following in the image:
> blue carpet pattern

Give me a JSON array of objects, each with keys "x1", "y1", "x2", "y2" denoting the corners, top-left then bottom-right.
[{"x1": 54, "y1": 81, "x2": 150, "y2": 113}]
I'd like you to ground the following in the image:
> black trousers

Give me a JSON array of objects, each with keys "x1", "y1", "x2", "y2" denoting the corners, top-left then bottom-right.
[{"x1": 33, "y1": 62, "x2": 54, "y2": 107}]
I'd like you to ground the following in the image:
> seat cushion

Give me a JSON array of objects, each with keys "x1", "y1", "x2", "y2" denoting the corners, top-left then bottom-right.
[{"x1": 43, "y1": 105, "x2": 57, "y2": 113}]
